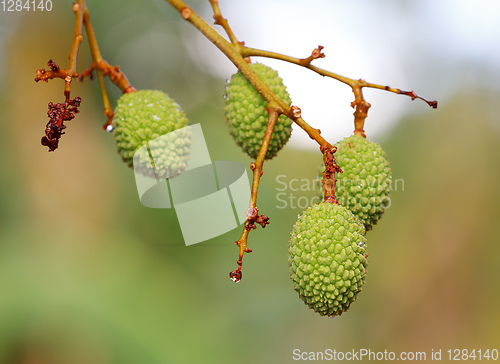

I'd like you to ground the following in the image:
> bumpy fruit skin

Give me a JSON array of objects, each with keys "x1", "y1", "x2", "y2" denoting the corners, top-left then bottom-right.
[
  {"x1": 223, "y1": 63, "x2": 292, "y2": 159},
  {"x1": 113, "y1": 90, "x2": 191, "y2": 179},
  {"x1": 288, "y1": 202, "x2": 367, "y2": 317},
  {"x1": 317, "y1": 135, "x2": 392, "y2": 231}
]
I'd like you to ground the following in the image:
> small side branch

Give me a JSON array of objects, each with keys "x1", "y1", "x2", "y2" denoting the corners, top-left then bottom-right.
[
  {"x1": 229, "y1": 106, "x2": 279, "y2": 282},
  {"x1": 34, "y1": 2, "x2": 85, "y2": 152},
  {"x1": 67, "y1": 2, "x2": 85, "y2": 76},
  {"x1": 82, "y1": 4, "x2": 135, "y2": 93},
  {"x1": 299, "y1": 45, "x2": 325, "y2": 67},
  {"x1": 242, "y1": 46, "x2": 438, "y2": 109},
  {"x1": 363, "y1": 81, "x2": 438, "y2": 108},
  {"x1": 289, "y1": 106, "x2": 332, "y2": 149},
  {"x1": 209, "y1": 0, "x2": 239, "y2": 45},
  {"x1": 96, "y1": 70, "x2": 114, "y2": 130},
  {"x1": 35, "y1": 0, "x2": 137, "y2": 147},
  {"x1": 34, "y1": 4, "x2": 83, "y2": 84}
]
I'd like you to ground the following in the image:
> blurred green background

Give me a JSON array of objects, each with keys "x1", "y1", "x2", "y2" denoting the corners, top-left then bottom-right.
[{"x1": 0, "y1": 0, "x2": 499, "y2": 363}]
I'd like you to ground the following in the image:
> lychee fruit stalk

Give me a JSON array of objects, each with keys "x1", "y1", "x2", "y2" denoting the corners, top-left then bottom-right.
[{"x1": 317, "y1": 134, "x2": 392, "y2": 231}]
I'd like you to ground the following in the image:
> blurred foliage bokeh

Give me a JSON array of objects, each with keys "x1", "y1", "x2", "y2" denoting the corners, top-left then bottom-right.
[{"x1": 0, "y1": 0, "x2": 499, "y2": 363}]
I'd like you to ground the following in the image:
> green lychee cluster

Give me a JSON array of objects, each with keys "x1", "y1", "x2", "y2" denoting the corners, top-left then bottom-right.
[
  {"x1": 317, "y1": 134, "x2": 392, "y2": 231},
  {"x1": 223, "y1": 63, "x2": 293, "y2": 160},
  {"x1": 113, "y1": 89, "x2": 192, "y2": 179},
  {"x1": 288, "y1": 202, "x2": 367, "y2": 317}
]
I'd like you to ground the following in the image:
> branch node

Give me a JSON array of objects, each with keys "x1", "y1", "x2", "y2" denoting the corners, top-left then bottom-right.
[
  {"x1": 291, "y1": 105, "x2": 302, "y2": 118},
  {"x1": 213, "y1": 14, "x2": 223, "y2": 25},
  {"x1": 311, "y1": 45, "x2": 325, "y2": 59},
  {"x1": 181, "y1": 6, "x2": 192, "y2": 19},
  {"x1": 299, "y1": 45, "x2": 325, "y2": 66},
  {"x1": 246, "y1": 207, "x2": 258, "y2": 220}
]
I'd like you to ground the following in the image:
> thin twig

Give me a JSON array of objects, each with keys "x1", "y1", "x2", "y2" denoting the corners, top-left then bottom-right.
[
  {"x1": 34, "y1": 2, "x2": 84, "y2": 83},
  {"x1": 82, "y1": 4, "x2": 135, "y2": 93},
  {"x1": 229, "y1": 106, "x2": 279, "y2": 282},
  {"x1": 209, "y1": 0, "x2": 239, "y2": 45},
  {"x1": 242, "y1": 46, "x2": 438, "y2": 109},
  {"x1": 96, "y1": 69, "x2": 114, "y2": 130}
]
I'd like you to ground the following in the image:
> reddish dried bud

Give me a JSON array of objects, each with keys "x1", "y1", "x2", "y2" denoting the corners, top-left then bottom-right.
[
  {"x1": 47, "y1": 59, "x2": 59, "y2": 71},
  {"x1": 245, "y1": 223, "x2": 257, "y2": 231},
  {"x1": 256, "y1": 214, "x2": 270, "y2": 228}
]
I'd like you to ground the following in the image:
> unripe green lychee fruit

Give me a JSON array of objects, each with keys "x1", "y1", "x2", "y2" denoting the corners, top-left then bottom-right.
[
  {"x1": 317, "y1": 134, "x2": 392, "y2": 231},
  {"x1": 288, "y1": 202, "x2": 367, "y2": 317},
  {"x1": 113, "y1": 90, "x2": 191, "y2": 179},
  {"x1": 223, "y1": 63, "x2": 293, "y2": 159}
]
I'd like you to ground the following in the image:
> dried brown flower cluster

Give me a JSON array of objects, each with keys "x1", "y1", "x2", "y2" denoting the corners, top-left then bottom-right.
[{"x1": 41, "y1": 94, "x2": 81, "y2": 152}]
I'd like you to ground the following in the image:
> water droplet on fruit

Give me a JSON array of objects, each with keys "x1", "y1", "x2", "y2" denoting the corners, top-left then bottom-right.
[{"x1": 106, "y1": 124, "x2": 113, "y2": 132}]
